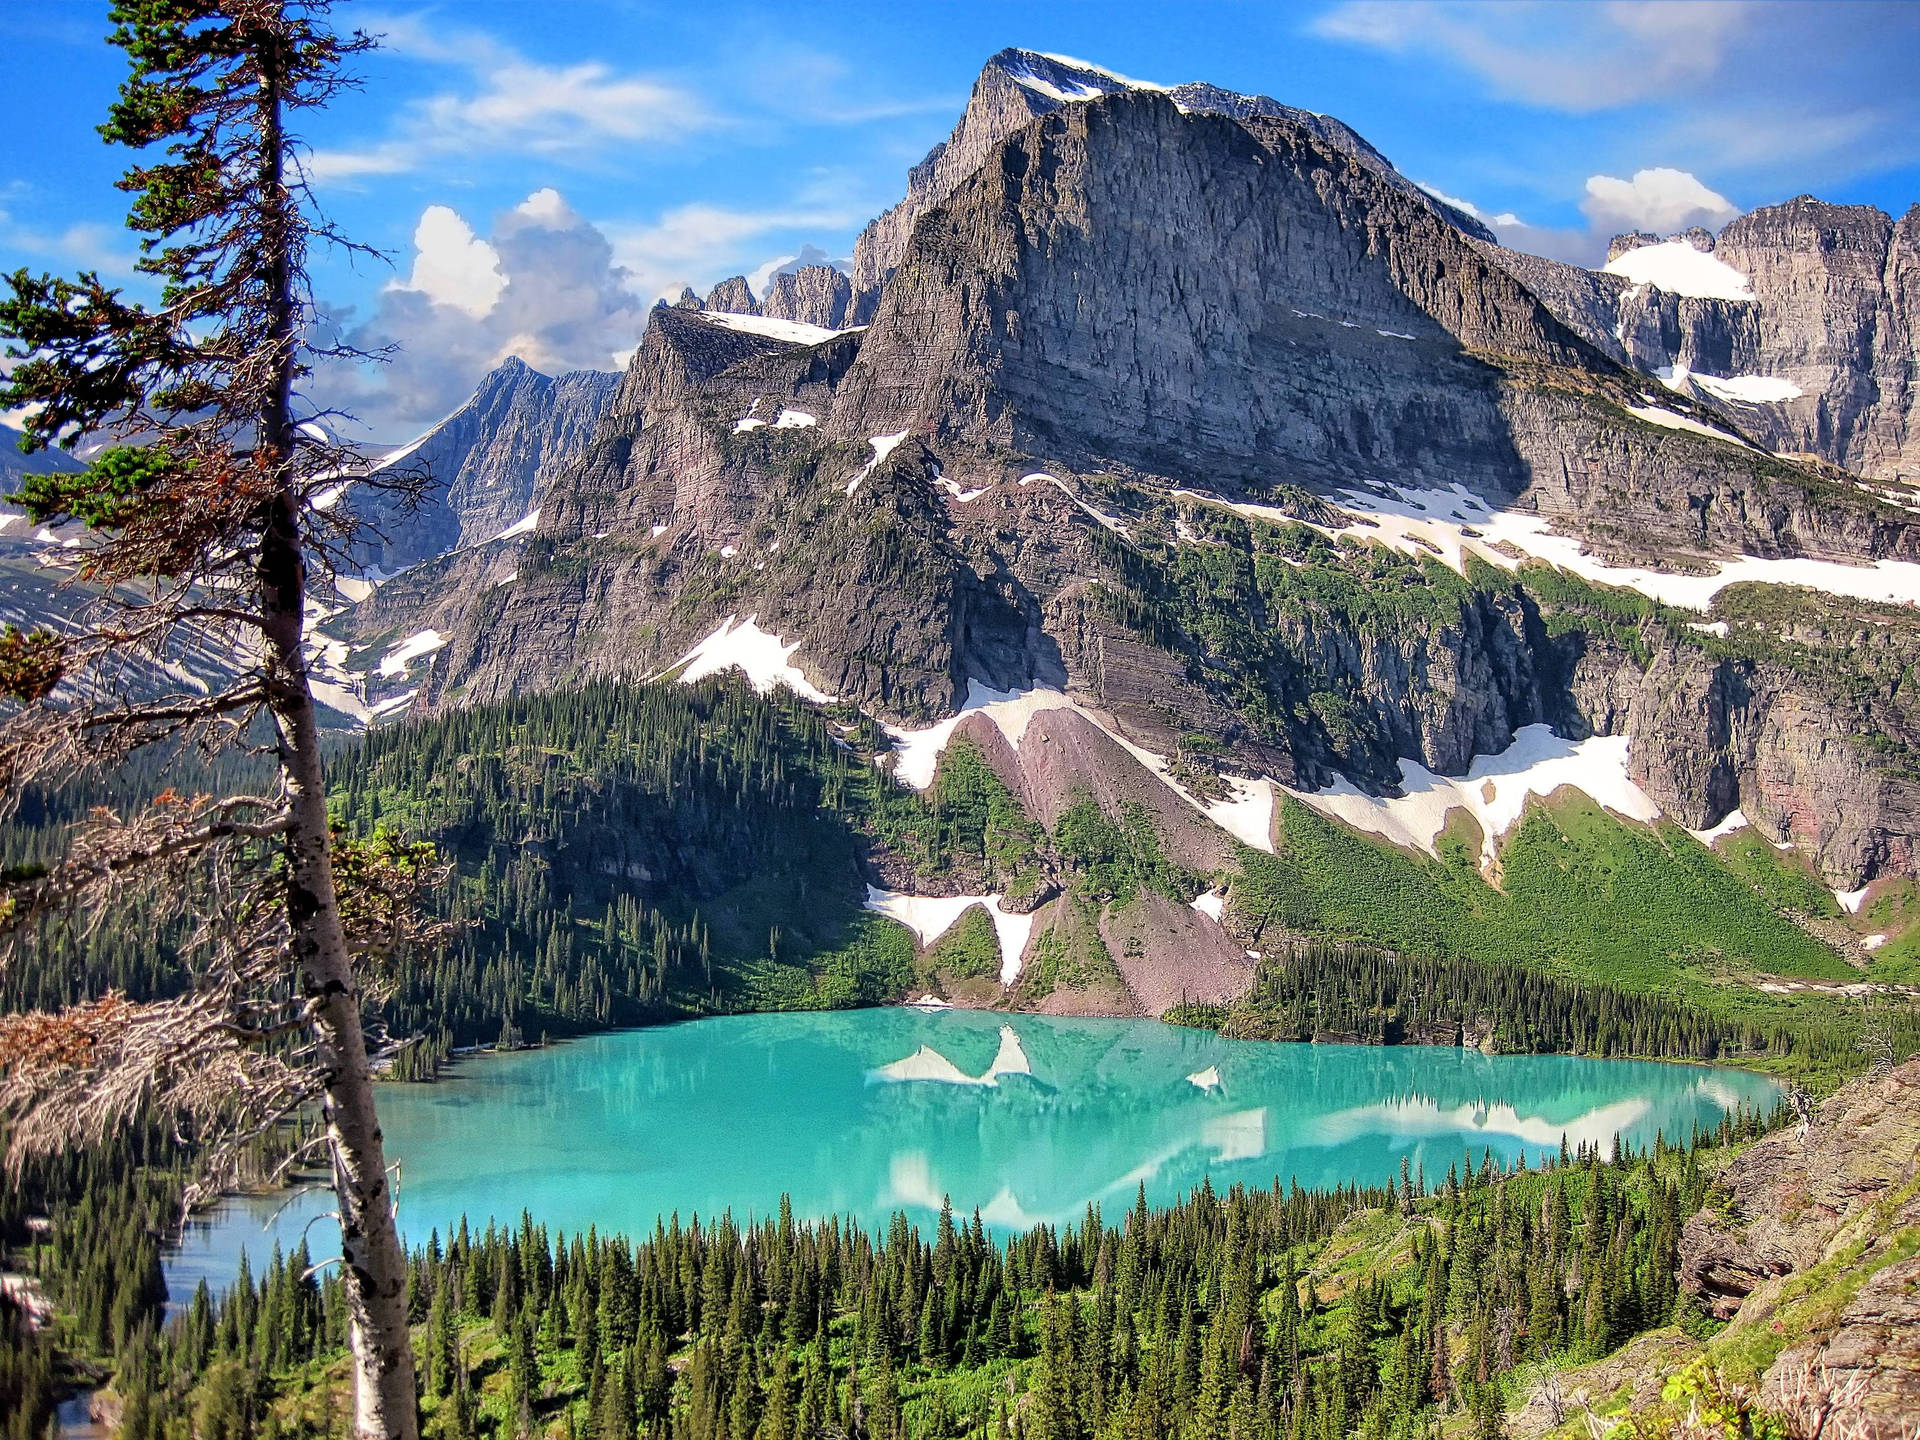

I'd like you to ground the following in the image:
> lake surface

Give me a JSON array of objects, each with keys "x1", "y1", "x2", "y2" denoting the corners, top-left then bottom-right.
[{"x1": 167, "y1": 1009, "x2": 1776, "y2": 1296}]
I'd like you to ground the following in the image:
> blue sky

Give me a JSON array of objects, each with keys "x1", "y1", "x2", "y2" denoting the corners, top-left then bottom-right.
[{"x1": 4, "y1": 0, "x2": 1918, "y2": 440}]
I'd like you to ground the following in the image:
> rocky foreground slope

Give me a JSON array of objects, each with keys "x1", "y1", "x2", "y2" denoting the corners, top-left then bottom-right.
[{"x1": 1515, "y1": 1057, "x2": 1920, "y2": 1439}]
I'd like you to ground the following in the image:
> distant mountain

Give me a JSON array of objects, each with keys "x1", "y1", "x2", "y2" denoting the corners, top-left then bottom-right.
[
  {"x1": 341, "y1": 357, "x2": 619, "y2": 576},
  {"x1": 679, "y1": 263, "x2": 856, "y2": 332},
  {"x1": 1482, "y1": 203, "x2": 1920, "y2": 484},
  {"x1": 0, "y1": 422, "x2": 83, "y2": 492}
]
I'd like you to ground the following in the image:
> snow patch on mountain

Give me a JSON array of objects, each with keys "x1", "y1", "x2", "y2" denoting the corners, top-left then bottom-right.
[
  {"x1": 846, "y1": 432, "x2": 910, "y2": 496},
  {"x1": 493, "y1": 509, "x2": 540, "y2": 541},
  {"x1": 378, "y1": 629, "x2": 447, "y2": 679},
  {"x1": 1290, "y1": 725, "x2": 1662, "y2": 870},
  {"x1": 674, "y1": 614, "x2": 838, "y2": 703},
  {"x1": 1688, "y1": 808, "x2": 1750, "y2": 846},
  {"x1": 861, "y1": 886, "x2": 1037, "y2": 985},
  {"x1": 698, "y1": 311, "x2": 846, "y2": 346},
  {"x1": 1204, "y1": 776, "x2": 1276, "y2": 852},
  {"x1": 883, "y1": 681, "x2": 1080, "y2": 789},
  {"x1": 1625, "y1": 403, "x2": 1753, "y2": 448},
  {"x1": 1690, "y1": 373, "x2": 1805, "y2": 405},
  {"x1": 883, "y1": 680, "x2": 1279, "y2": 854},
  {"x1": 1603, "y1": 239, "x2": 1754, "y2": 301},
  {"x1": 1181, "y1": 480, "x2": 1920, "y2": 611}
]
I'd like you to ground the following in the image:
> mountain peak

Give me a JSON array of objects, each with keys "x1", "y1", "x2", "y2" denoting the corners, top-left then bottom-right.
[
  {"x1": 483, "y1": 354, "x2": 544, "y2": 385},
  {"x1": 847, "y1": 47, "x2": 1497, "y2": 317},
  {"x1": 982, "y1": 48, "x2": 1164, "y2": 105}
]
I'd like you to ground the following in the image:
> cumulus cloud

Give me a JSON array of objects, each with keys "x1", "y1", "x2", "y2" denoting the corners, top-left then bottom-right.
[
  {"x1": 307, "y1": 16, "x2": 714, "y2": 185},
  {"x1": 319, "y1": 188, "x2": 652, "y2": 440},
  {"x1": 1581, "y1": 167, "x2": 1740, "y2": 236},
  {"x1": 1427, "y1": 166, "x2": 1743, "y2": 266},
  {"x1": 315, "y1": 179, "x2": 874, "y2": 440},
  {"x1": 0, "y1": 188, "x2": 140, "y2": 280},
  {"x1": 390, "y1": 206, "x2": 506, "y2": 318},
  {"x1": 746, "y1": 243, "x2": 850, "y2": 297},
  {"x1": 1415, "y1": 183, "x2": 1523, "y2": 231},
  {"x1": 1309, "y1": 1, "x2": 1920, "y2": 191}
]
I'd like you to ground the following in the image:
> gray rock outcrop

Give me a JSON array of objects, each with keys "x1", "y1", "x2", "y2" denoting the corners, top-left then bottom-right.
[
  {"x1": 703, "y1": 275, "x2": 757, "y2": 314},
  {"x1": 1483, "y1": 200, "x2": 1920, "y2": 484},
  {"x1": 345, "y1": 357, "x2": 618, "y2": 575},
  {"x1": 847, "y1": 48, "x2": 1495, "y2": 322}
]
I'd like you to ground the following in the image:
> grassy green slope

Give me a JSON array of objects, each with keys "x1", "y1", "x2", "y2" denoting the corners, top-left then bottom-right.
[{"x1": 1231, "y1": 791, "x2": 1857, "y2": 1028}]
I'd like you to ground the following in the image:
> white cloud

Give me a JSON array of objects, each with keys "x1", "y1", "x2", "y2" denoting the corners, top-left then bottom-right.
[
  {"x1": 317, "y1": 179, "x2": 873, "y2": 438},
  {"x1": 1311, "y1": 0, "x2": 1752, "y2": 113},
  {"x1": 1419, "y1": 165, "x2": 1744, "y2": 265},
  {"x1": 747, "y1": 253, "x2": 798, "y2": 297},
  {"x1": 0, "y1": 195, "x2": 139, "y2": 279},
  {"x1": 320, "y1": 189, "x2": 652, "y2": 439},
  {"x1": 390, "y1": 205, "x2": 506, "y2": 318},
  {"x1": 515, "y1": 187, "x2": 571, "y2": 225},
  {"x1": 307, "y1": 17, "x2": 714, "y2": 185},
  {"x1": 1415, "y1": 183, "x2": 1524, "y2": 229},
  {"x1": 1581, "y1": 167, "x2": 1739, "y2": 235},
  {"x1": 603, "y1": 203, "x2": 867, "y2": 303}
]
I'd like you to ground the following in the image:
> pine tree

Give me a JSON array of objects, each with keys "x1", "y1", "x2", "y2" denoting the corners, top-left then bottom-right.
[{"x1": 0, "y1": 5, "x2": 430, "y2": 1435}]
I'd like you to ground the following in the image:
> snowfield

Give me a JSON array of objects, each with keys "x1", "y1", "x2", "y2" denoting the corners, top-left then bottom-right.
[
  {"x1": 697, "y1": 311, "x2": 847, "y2": 346},
  {"x1": 1175, "y1": 479, "x2": 1920, "y2": 612},
  {"x1": 1688, "y1": 808, "x2": 1750, "y2": 846},
  {"x1": 492, "y1": 509, "x2": 540, "y2": 541},
  {"x1": 883, "y1": 680, "x2": 1280, "y2": 854},
  {"x1": 883, "y1": 681, "x2": 1080, "y2": 789},
  {"x1": 1688, "y1": 371, "x2": 1805, "y2": 405},
  {"x1": 1290, "y1": 725, "x2": 1662, "y2": 869},
  {"x1": 378, "y1": 629, "x2": 448, "y2": 679},
  {"x1": 861, "y1": 886, "x2": 1038, "y2": 985},
  {"x1": 673, "y1": 614, "x2": 838, "y2": 704},
  {"x1": 1603, "y1": 239, "x2": 1755, "y2": 301},
  {"x1": 846, "y1": 432, "x2": 910, "y2": 496},
  {"x1": 1624, "y1": 403, "x2": 1752, "y2": 448}
]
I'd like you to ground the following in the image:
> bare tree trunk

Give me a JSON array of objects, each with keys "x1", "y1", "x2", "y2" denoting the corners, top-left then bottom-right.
[{"x1": 254, "y1": 39, "x2": 418, "y2": 1440}]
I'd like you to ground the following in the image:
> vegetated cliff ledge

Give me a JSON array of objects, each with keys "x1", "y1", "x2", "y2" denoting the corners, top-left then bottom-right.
[{"x1": 1515, "y1": 1057, "x2": 1920, "y2": 1439}]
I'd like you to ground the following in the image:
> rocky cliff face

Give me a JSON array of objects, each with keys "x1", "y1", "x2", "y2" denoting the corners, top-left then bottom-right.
[
  {"x1": 846, "y1": 48, "x2": 1495, "y2": 324},
  {"x1": 345, "y1": 357, "x2": 618, "y2": 575},
  {"x1": 1714, "y1": 198, "x2": 1920, "y2": 481},
  {"x1": 690, "y1": 266, "x2": 854, "y2": 330},
  {"x1": 324, "y1": 61, "x2": 1920, "y2": 897},
  {"x1": 1677, "y1": 1058, "x2": 1920, "y2": 1439},
  {"x1": 1483, "y1": 201, "x2": 1920, "y2": 486}
]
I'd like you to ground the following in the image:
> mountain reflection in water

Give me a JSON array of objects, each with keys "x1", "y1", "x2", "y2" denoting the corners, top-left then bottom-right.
[{"x1": 167, "y1": 1009, "x2": 1776, "y2": 1300}]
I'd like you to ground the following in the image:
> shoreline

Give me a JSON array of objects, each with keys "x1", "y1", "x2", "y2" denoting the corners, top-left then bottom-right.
[{"x1": 384, "y1": 996, "x2": 1807, "y2": 1091}]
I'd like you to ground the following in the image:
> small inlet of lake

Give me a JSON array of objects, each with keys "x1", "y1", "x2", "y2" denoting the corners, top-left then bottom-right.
[{"x1": 167, "y1": 1010, "x2": 1777, "y2": 1296}]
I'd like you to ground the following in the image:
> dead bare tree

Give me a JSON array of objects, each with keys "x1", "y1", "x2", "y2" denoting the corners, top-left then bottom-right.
[
  {"x1": 1857, "y1": 992, "x2": 1899, "y2": 1078},
  {"x1": 0, "y1": 4, "x2": 440, "y2": 1436}
]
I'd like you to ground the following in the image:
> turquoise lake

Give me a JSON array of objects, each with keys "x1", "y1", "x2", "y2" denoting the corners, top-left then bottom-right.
[{"x1": 166, "y1": 1009, "x2": 1777, "y2": 1295}]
